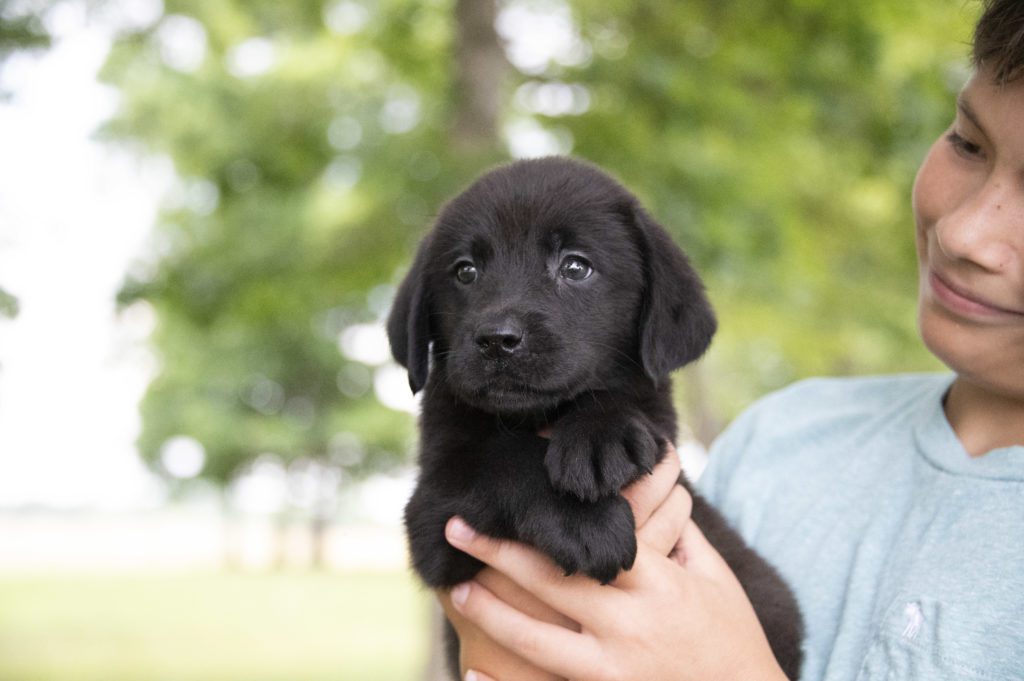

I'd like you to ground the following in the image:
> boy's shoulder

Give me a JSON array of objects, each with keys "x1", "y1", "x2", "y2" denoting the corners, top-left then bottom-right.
[
  {"x1": 745, "y1": 373, "x2": 951, "y2": 436},
  {"x1": 702, "y1": 373, "x2": 953, "y2": 494}
]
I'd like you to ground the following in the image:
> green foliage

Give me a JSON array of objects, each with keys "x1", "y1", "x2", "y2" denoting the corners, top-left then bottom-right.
[
  {"x1": 102, "y1": 0, "x2": 975, "y2": 491},
  {"x1": 555, "y1": 0, "x2": 968, "y2": 414},
  {"x1": 0, "y1": 0, "x2": 51, "y2": 60},
  {"x1": 101, "y1": 0, "x2": 459, "y2": 486},
  {"x1": 0, "y1": 570, "x2": 429, "y2": 681},
  {"x1": 0, "y1": 1, "x2": 50, "y2": 308},
  {"x1": 0, "y1": 285, "x2": 17, "y2": 318}
]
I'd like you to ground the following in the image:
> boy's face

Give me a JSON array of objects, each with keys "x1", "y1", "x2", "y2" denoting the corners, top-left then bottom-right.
[{"x1": 913, "y1": 69, "x2": 1024, "y2": 401}]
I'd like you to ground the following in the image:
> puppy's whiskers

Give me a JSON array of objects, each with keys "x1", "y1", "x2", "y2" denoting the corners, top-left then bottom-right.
[{"x1": 576, "y1": 339, "x2": 645, "y2": 374}]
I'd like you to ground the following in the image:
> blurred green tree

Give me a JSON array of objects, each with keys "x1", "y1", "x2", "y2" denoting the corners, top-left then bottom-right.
[
  {"x1": 541, "y1": 0, "x2": 967, "y2": 436},
  {"x1": 0, "y1": 286, "x2": 17, "y2": 319},
  {"x1": 100, "y1": 0, "x2": 511, "y2": 563},
  {"x1": 100, "y1": 0, "x2": 973, "y2": 553},
  {"x1": 0, "y1": 0, "x2": 50, "y2": 65},
  {"x1": 1, "y1": 0, "x2": 53, "y2": 317}
]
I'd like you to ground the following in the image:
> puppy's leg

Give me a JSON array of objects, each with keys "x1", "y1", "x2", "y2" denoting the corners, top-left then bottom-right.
[
  {"x1": 515, "y1": 490, "x2": 637, "y2": 584},
  {"x1": 409, "y1": 429, "x2": 640, "y2": 587},
  {"x1": 545, "y1": 399, "x2": 662, "y2": 502},
  {"x1": 404, "y1": 481, "x2": 490, "y2": 588},
  {"x1": 483, "y1": 432, "x2": 638, "y2": 583}
]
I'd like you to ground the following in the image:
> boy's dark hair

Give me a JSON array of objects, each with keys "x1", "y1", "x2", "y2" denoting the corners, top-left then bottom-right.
[{"x1": 973, "y1": 0, "x2": 1024, "y2": 83}]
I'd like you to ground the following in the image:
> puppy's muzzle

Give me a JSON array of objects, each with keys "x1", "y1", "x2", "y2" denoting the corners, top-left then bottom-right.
[{"x1": 474, "y1": 320, "x2": 525, "y2": 360}]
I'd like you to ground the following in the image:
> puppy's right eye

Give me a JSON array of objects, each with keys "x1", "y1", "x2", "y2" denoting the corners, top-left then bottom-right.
[
  {"x1": 558, "y1": 255, "x2": 593, "y2": 282},
  {"x1": 454, "y1": 262, "x2": 478, "y2": 284}
]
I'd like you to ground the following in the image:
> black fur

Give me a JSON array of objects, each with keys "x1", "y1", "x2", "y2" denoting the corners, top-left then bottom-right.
[{"x1": 388, "y1": 157, "x2": 804, "y2": 679}]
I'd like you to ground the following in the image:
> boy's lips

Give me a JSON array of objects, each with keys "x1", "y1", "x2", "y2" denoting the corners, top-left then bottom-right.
[{"x1": 929, "y1": 270, "x2": 1024, "y2": 319}]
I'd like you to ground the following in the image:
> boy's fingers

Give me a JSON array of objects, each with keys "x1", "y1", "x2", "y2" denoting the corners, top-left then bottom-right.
[
  {"x1": 475, "y1": 568, "x2": 577, "y2": 629},
  {"x1": 445, "y1": 517, "x2": 622, "y2": 623},
  {"x1": 636, "y1": 484, "x2": 692, "y2": 557},
  {"x1": 622, "y1": 442, "x2": 682, "y2": 528},
  {"x1": 678, "y1": 518, "x2": 733, "y2": 577},
  {"x1": 449, "y1": 580, "x2": 601, "y2": 680},
  {"x1": 612, "y1": 485, "x2": 692, "y2": 589},
  {"x1": 465, "y1": 671, "x2": 497, "y2": 681}
]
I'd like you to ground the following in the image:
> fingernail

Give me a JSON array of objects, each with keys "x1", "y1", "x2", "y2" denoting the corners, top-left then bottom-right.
[
  {"x1": 446, "y1": 517, "x2": 476, "y2": 545},
  {"x1": 465, "y1": 671, "x2": 478, "y2": 681},
  {"x1": 451, "y1": 582, "x2": 470, "y2": 607}
]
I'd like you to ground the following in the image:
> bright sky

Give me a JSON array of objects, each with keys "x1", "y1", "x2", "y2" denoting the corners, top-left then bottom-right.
[{"x1": 0, "y1": 4, "x2": 170, "y2": 510}]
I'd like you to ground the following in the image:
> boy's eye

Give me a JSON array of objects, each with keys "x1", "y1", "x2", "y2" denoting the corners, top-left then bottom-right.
[{"x1": 946, "y1": 131, "x2": 984, "y2": 160}]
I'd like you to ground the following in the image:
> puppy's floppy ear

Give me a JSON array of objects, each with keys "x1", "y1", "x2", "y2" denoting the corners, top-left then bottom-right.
[
  {"x1": 386, "y1": 236, "x2": 433, "y2": 393},
  {"x1": 628, "y1": 203, "x2": 717, "y2": 381}
]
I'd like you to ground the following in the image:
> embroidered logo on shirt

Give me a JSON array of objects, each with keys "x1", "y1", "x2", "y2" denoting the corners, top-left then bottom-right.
[{"x1": 902, "y1": 602, "x2": 924, "y2": 641}]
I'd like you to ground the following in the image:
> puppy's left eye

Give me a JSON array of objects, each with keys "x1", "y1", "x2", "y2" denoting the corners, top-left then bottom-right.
[
  {"x1": 454, "y1": 262, "x2": 478, "y2": 284},
  {"x1": 559, "y1": 255, "x2": 593, "y2": 281}
]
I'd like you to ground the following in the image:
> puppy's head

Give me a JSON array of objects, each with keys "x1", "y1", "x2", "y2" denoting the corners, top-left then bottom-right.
[{"x1": 387, "y1": 157, "x2": 716, "y2": 415}]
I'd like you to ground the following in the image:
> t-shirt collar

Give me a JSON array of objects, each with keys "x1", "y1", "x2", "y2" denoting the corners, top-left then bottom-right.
[{"x1": 914, "y1": 374, "x2": 1024, "y2": 481}]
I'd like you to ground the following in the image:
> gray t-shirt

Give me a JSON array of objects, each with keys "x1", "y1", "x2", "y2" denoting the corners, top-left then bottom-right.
[{"x1": 698, "y1": 373, "x2": 1024, "y2": 681}]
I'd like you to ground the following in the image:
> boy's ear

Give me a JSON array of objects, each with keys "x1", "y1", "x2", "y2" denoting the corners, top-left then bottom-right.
[
  {"x1": 386, "y1": 236, "x2": 433, "y2": 393},
  {"x1": 628, "y1": 203, "x2": 716, "y2": 381}
]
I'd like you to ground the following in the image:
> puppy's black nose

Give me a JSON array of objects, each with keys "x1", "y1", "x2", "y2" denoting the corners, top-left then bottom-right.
[{"x1": 474, "y1": 323, "x2": 524, "y2": 359}]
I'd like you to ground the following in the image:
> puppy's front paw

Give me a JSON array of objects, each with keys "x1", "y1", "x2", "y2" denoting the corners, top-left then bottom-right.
[
  {"x1": 532, "y1": 495, "x2": 637, "y2": 584},
  {"x1": 545, "y1": 413, "x2": 660, "y2": 501}
]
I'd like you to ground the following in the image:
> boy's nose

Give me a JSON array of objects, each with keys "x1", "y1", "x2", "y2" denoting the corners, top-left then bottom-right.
[{"x1": 936, "y1": 178, "x2": 1021, "y2": 273}]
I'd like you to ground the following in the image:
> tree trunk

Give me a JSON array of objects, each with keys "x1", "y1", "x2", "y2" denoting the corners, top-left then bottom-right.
[
  {"x1": 681, "y1": 362, "x2": 724, "y2": 447},
  {"x1": 451, "y1": 0, "x2": 507, "y2": 152},
  {"x1": 273, "y1": 511, "x2": 290, "y2": 570},
  {"x1": 310, "y1": 513, "x2": 328, "y2": 569},
  {"x1": 219, "y1": 489, "x2": 240, "y2": 570},
  {"x1": 419, "y1": 602, "x2": 453, "y2": 681}
]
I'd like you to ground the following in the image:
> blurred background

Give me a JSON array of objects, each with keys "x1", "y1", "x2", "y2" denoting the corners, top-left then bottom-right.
[{"x1": 0, "y1": 0, "x2": 975, "y2": 679}]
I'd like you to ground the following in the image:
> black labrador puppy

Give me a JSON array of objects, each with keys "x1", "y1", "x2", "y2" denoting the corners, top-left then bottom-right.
[{"x1": 388, "y1": 156, "x2": 803, "y2": 679}]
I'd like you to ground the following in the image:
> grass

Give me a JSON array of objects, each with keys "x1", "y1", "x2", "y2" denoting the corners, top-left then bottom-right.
[{"x1": 0, "y1": 570, "x2": 431, "y2": 681}]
